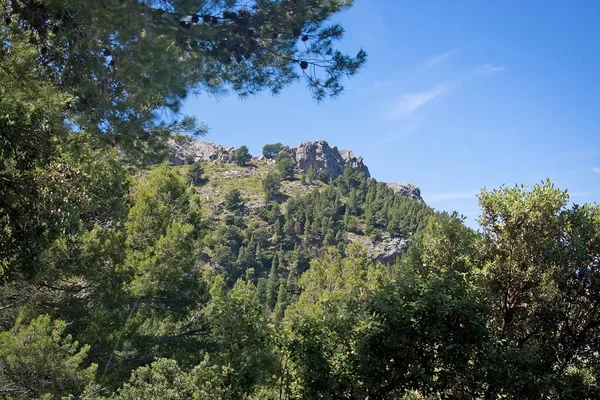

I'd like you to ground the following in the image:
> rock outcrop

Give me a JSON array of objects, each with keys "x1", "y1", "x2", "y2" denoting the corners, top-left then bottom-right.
[
  {"x1": 289, "y1": 140, "x2": 370, "y2": 179},
  {"x1": 348, "y1": 233, "x2": 409, "y2": 264},
  {"x1": 168, "y1": 136, "x2": 370, "y2": 180},
  {"x1": 385, "y1": 182, "x2": 424, "y2": 203},
  {"x1": 168, "y1": 135, "x2": 236, "y2": 165}
]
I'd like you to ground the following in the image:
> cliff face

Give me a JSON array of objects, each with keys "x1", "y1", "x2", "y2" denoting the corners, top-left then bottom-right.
[{"x1": 289, "y1": 140, "x2": 370, "y2": 179}]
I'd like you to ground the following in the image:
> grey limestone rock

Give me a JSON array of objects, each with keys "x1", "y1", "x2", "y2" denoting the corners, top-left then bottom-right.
[
  {"x1": 385, "y1": 182, "x2": 424, "y2": 203},
  {"x1": 168, "y1": 135, "x2": 236, "y2": 165},
  {"x1": 289, "y1": 140, "x2": 370, "y2": 179},
  {"x1": 348, "y1": 233, "x2": 409, "y2": 264},
  {"x1": 168, "y1": 137, "x2": 423, "y2": 203},
  {"x1": 168, "y1": 137, "x2": 370, "y2": 181}
]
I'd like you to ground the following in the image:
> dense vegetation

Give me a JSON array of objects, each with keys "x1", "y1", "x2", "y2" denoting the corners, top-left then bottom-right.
[{"x1": 1, "y1": 1, "x2": 599, "y2": 399}]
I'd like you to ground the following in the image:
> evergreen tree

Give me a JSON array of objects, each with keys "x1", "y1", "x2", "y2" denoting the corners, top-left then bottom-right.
[
  {"x1": 186, "y1": 162, "x2": 205, "y2": 186},
  {"x1": 306, "y1": 165, "x2": 316, "y2": 182},
  {"x1": 263, "y1": 172, "x2": 282, "y2": 202},
  {"x1": 275, "y1": 150, "x2": 296, "y2": 180},
  {"x1": 234, "y1": 145, "x2": 251, "y2": 166},
  {"x1": 0, "y1": 314, "x2": 97, "y2": 399},
  {"x1": 272, "y1": 281, "x2": 288, "y2": 324},
  {"x1": 3, "y1": 0, "x2": 366, "y2": 146},
  {"x1": 266, "y1": 257, "x2": 279, "y2": 310},
  {"x1": 317, "y1": 170, "x2": 330, "y2": 183},
  {"x1": 224, "y1": 188, "x2": 244, "y2": 211},
  {"x1": 262, "y1": 143, "x2": 285, "y2": 159}
]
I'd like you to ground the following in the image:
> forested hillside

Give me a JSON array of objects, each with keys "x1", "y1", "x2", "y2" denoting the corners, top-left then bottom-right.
[
  {"x1": 1, "y1": 1, "x2": 599, "y2": 399},
  {"x1": 160, "y1": 144, "x2": 433, "y2": 285}
]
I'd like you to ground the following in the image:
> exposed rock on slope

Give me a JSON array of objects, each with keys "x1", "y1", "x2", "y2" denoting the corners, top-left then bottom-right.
[
  {"x1": 168, "y1": 136, "x2": 370, "y2": 180},
  {"x1": 347, "y1": 233, "x2": 409, "y2": 264},
  {"x1": 385, "y1": 182, "x2": 424, "y2": 203},
  {"x1": 289, "y1": 140, "x2": 370, "y2": 179},
  {"x1": 168, "y1": 136, "x2": 236, "y2": 165}
]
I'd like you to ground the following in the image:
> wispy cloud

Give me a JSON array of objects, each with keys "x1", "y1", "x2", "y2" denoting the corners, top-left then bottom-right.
[
  {"x1": 475, "y1": 63, "x2": 506, "y2": 77},
  {"x1": 592, "y1": 167, "x2": 600, "y2": 174},
  {"x1": 425, "y1": 192, "x2": 477, "y2": 203},
  {"x1": 386, "y1": 81, "x2": 456, "y2": 120},
  {"x1": 570, "y1": 189, "x2": 600, "y2": 198},
  {"x1": 354, "y1": 79, "x2": 398, "y2": 94},
  {"x1": 367, "y1": 121, "x2": 423, "y2": 147},
  {"x1": 424, "y1": 49, "x2": 457, "y2": 68}
]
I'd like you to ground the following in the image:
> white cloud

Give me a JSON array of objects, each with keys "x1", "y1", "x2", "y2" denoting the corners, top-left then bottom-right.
[
  {"x1": 367, "y1": 121, "x2": 423, "y2": 147},
  {"x1": 475, "y1": 63, "x2": 506, "y2": 77},
  {"x1": 592, "y1": 167, "x2": 600, "y2": 174},
  {"x1": 425, "y1": 192, "x2": 477, "y2": 203},
  {"x1": 424, "y1": 49, "x2": 457, "y2": 68},
  {"x1": 386, "y1": 81, "x2": 456, "y2": 120}
]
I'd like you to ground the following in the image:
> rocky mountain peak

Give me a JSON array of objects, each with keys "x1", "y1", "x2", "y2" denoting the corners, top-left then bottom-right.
[
  {"x1": 288, "y1": 140, "x2": 370, "y2": 179},
  {"x1": 168, "y1": 136, "x2": 423, "y2": 203},
  {"x1": 168, "y1": 136, "x2": 370, "y2": 180}
]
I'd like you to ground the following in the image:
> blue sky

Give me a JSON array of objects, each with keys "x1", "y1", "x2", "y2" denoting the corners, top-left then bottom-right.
[{"x1": 181, "y1": 0, "x2": 600, "y2": 228}]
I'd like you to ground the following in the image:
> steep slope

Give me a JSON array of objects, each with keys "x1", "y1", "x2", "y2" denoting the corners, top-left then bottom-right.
[{"x1": 163, "y1": 136, "x2": 432, "y2": 283}]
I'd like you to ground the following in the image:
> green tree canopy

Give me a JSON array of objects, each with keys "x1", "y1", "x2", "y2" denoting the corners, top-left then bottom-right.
[
  {"x1": 275, "y1": 150, "x2": 295, "y2": 180},
  {"x1": 186, "y1": 162, "x2": 205, "y2": 186},
  {"x1": 262, "y1": 172, "x2": 282, "y2": 202},
  {"x1": 262, "y1": 143, "x2": 285, "y2": 159},
  {"x1": 234, "y1": 145, "x2": 251, "y2": 166},
  {"x1": 224, "y1": 188, "x2": 244, "y2": 211},
  {"x1": 0, "y1": 314, "x2": 97, "y2": 399},
  {"x1": 3, "y1": 0, "x2": 366, "y2": 146}
]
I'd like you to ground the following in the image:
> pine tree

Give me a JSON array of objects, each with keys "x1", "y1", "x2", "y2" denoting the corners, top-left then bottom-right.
[
  {"x1": 234, "y1": 146, "x2": 251, "y2": 166},
  {"x1": 275, "y1": 150, "x2": 295, "y2": 180},
  {"x1": 272, "y1": 281, "x2": 288, "y2": 323},
  {"x1": 266, "y1": 258, "x2": 278, "y2": 310},
  {"x1": 306, "y1": 165, "x2": 316, "y2": 182}
]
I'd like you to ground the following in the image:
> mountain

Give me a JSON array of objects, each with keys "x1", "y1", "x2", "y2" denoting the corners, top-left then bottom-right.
[
  {"x1": 168, "y1": 135, "x2": 422, "y2": 201},
  {"x1": 164, "y1": 135, "x2": 432, "y2": 274}
]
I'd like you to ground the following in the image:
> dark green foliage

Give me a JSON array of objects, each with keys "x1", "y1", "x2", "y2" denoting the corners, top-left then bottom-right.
[
  {"x1": 4, "y1": 2, "x2": 599, "y2": 397},
  {"x1": 265, "y1": 258, "x2": 278, "y2": 310},
  {"x1": 224, "y1": 189, "x2": 244, "y2": 211},
  {"x1": 317, "y1": 170, "x2": 330, "y2": 183},
  {"x1": 262, "y1": 172, "x2": 282, "y2": 202},
  {"x1": 355, "y1": 178, "x2": 432, "y2": 237},
  {"x1": 234, "y1": 145, "x2": 251, "y2": 166},
  {"x1": 186, "y1": 162, "x2": 205, "y2": 186},
  {"x1": 275, "y1": 150, "x2": 296, "y2": 180},
  {"x1": 3, "y1": 0, "x2": 366, "y2": 156},
  {"x1": 305, "y1": 165, "x2": 316, "y2": 182},
  {"x1": 3, "y1": 166, "x2": 599, "y2": 399},
  {"x1": 262, "y1": 143, "x2": 285, "y2": 159},
  {"x1": 0, "y1": 314, "x2": 97, "y2": 398}
]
